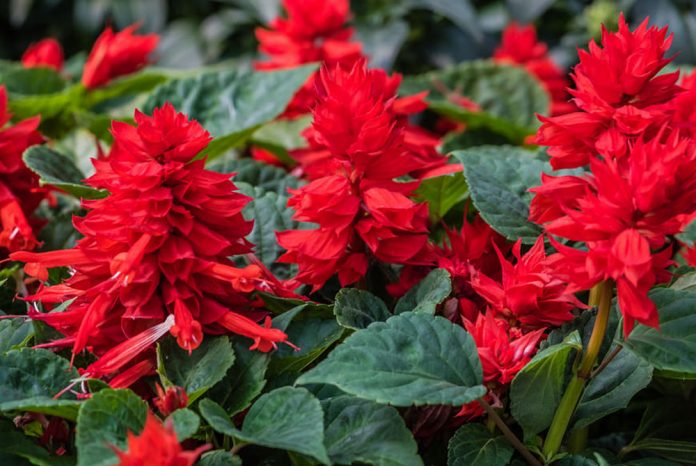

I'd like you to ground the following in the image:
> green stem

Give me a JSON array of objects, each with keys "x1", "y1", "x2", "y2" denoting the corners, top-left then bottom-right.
[
  {"x1": 542, "y1": 280, "x2": 613, "y2": 460},
  {"x1": 478, "y1": 399, "x2": 543, "y2": 466},
  {"x1": 566, "y1": 426, "x2": 589, "y2": 454}
]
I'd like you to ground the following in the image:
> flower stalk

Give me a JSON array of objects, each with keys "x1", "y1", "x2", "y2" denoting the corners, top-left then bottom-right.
[{"x1": 542, "y1": 280, "x2": 613, "y2": 459}]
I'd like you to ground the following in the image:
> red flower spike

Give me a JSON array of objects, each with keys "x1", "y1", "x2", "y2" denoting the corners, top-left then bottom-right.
[
  {"x1": 154, "y1": 384, "x2": 188, "y2": 416},
  {"x1": 10, "y1": 104, "x2": 292, "y2": 384},
  {"x1": 470, "y1": 237, "x2": 583, "y2": 329},
  {"x1": 22, "y1": 38, "x2": 64, "y2": 71},
  {"x1": 0, "y1": 86, "x2": 46, "y2": 254},
  {"x1": 82, "y1": 25, "x2": 159, "y2": 89},
  {"x1": 278, "y1": 61, "x2": 434, "y2": 290},
  {"x1": 113, "y1": 412, "x2": 210, "y2": 466}
]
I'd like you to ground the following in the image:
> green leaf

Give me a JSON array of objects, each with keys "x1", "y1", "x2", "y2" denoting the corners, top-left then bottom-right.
[
  {"x1": 207, "y1": 342, "x2": 270, "y2": 416},
  {"x1": 415, "y1": 170, "x2": 468, "y2": 222},
  {"x1": 84, "y1": 72, "x2": 167, "y2": 108},
  {"x1": 9, "y1": 85, "x2": 83, "y2": 121},
  {"x1": 210, "y1": 158, "x2": 301, "y2": 194},
  {"x1": 401, "y1": 60, "x2": 549, "y2": 143},
  {"x1": 624, "y1": 397, "x2": 696, "y2": 464},
  {"x1": 297, "y1": 312, "x2": 485, "y2": 406},
  {"x1": 322, "y1": 395, "x2": 422, "y2": 466},
  {"x1": 677, "y1": 218, "x2": 696, "y2": 247},
  {"x1": 447, "y1": 424, "x2": 514, "y2": 466},
  {"x1": 510, "y1": 331, "x2": 582, "y2": 439},
  {"x1": 197, "y1": 450, "x2": 242, "y2": 466},
  {"x1": 670, "y1": 271, "x2": 696, "y2": 292},
  {"x1": 572, "y1": 347, "x2": 653, "y2": 430},
  {"x1": 0, "y1": 315, "x2": 33, "y2": 353},
  {"x1": 454, "y1": 145, "x2": 555, "y2": 243},
  {"x1": 334, "y1": 288, "x2": 391, "y2": 330},
  {"x1": 143, "y1": 65, "x2": 317, "y2": 158},
  {"x1": 0, "y1": 67, "x2": 65, "y2": 95},
  {"x1": 250, "y1": 115, "x2": 311, "y2": 166},
  {"x1": 76, "y1": 389, "x2": 147, "y2": 466},
  {"x1": 0, "y1": 419, "x2": 73, "y2": 466},
  {"x1": 168, "y1": 408, "x2": 200, "y2": 441},
  {"x1": 158, "y1": 335, "x2": 235, "y2": 404},
  {"x1": 0, "y1": 348, "x2": 81, "y2": 421},
  {"x1": 394, "y1": 269, "x2": 452, "y2": 315},
  {"x1": 268, "y1": 317, "x2": 344, "y2": 374},
  {"x1": 623, "y1": 288, "x2": 696, "y2": 374},
  {"x1": 23, "y1": 145, "x2": 107, "y2": 200},
  {"x1": 200, "y1": 387, "x2": 330, "y2": 464}
]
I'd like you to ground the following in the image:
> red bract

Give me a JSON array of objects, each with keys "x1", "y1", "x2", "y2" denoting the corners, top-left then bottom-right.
[
  {"x1": 0, "y1": 86, "x2": 45, "y2": 253},
  {"x1": 154, "y1": 384, "x2": 188, "y2": 416},
  {"x1": 494, "y1": 23, "x2": 574, "y2": 116},
  {"x1": 277, "y1": 62, "x2": 433, "y2": 290},
  {"x1": 82, "y1": 25, "x2": 159, "y2": 89},
  {"x1": 535, "y1": 14, "x2": 679, "y2": 169},
  {"x1": 255, "y1": 0, "x2": 362, "y2": 116},
  {"x1": 470, "y1": 237, "x2": 582, "y2": 329},
  {"x1": 114, "y1": 412, "x2": 209, "y2": 466},
  {"x1": 465, "y1": 312, "x2": 545, "y2": 385},
  {"x1": 10, "y1": 104, "x2": 292, "y2": 384},
  {"x1": 21, "y1": 38, "x2": 64, "y2": 71}
]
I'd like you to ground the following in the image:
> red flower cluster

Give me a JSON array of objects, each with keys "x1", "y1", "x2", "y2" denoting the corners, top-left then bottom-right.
[
  {"x1": 21, "y1": 38, "x2": 64, "y2": 71},
  {"x1": 11, "y1": 105, "x2": 292, "y2": 384},
  {"x1": 114, "y1": 412, "x2": 209, "y2": 466},
  {"x1": 494, "y1": 23, "x2": 574, "y2": 116},
  {"x1": 82, "y1": 25, "x2": 159, "y2": 89},
  {"x1": 277, "y1": 61, "x2": 434, "y2": 290},
  {"x1": 531, "y1": 15, "x2": 696, "y2": 335},
  {"x1": 255, "y1": 0, "x2": 362, "y2": 116},
  {"x1": 0, "y1": 86, "x2": 46, "y2": 253}
]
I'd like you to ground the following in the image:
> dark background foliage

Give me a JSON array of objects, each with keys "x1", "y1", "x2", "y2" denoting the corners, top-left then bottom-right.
[{"x1": 3, "y1": 0, "x2": 696, "y2": 74}]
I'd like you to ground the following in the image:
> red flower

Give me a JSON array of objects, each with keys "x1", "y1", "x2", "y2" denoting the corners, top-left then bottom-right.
[
  {"x1": 0, "y1": 86, "x2": 45, "y2": 253},
  {"x1": 465, "y1": 312, "x2": 545, "y2": 385},
  {"x1": 114, "y1": 412, "x2": 209, "y2": 466},
  {"x1": 21, "y1": 38, "x2": 64, "y2": 71},
  {"x1": 470, "y1": 237, "x2": 582, "y2": 329},
  {"x1": 255, "y1": 0, "x2": 362, "y2": 116},
  {"x1": 277, "y1": 62, "x2": 433, "y2": 290},
  {"x1": 82, "y1": 25, "x2": 159, "y2": 89},
  {"x1": 535, "y1": 14, "x2": 679, "y2": 169},
  {"x1": 10, "y1": 105, "x2": 292, "y2": 384},
  {"x1": 494, "y1": 23, "x2": 574, "y2": 116},
  {"x1": 154, "y1": 384, "x2": 188, "y2": 416}
]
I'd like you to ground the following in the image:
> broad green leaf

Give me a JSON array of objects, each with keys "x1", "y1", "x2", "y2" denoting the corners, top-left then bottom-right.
[
  {"x1": 260, "y1": 293, "x2": 333, "y2": 317},
  {"x1": 143, "y1": 65, "x2": 317, "y2": 158},
  {"x1": 0, "y1": 348, "x2": 81, "y2": 421},
  {"x1": 334, "y1": 288, "x2": 391, "y2": 330},
  {"x1": 401, "y1": 60, "x2": 549, "y2": 143},
  {"x1": 0, "y1": 419, "x2": 73, "y2": 466},
  {"x1": 440, "y1": 128, "x2": 508, "y2": 153},
  {"x1": 0, "y1": 67, "x2": 65, "y2": 95},
  {"x1": 322, "y1": 395, "x2": 422, "y2": 466},
  {"x1": 623, "y1": 288, "x2": 696, "y2": 374},
  {"x1": 268, "y1": 317, "x2": 344, "y2": 374},
  {"x1": 297, "y1": 312, "x2": 486, "y2": 406},
  {"x1": 572, "y1": 347, "x2": 653, "y2": 430},
  {"x1": 677, "y1": 218, "x2": 696, "y2": 247},
  {"x1": 168, "y1": 408, "x2": 200, "y2": 441},
  {"x1": 447, "y1": 424, "x2": 514, "y2": 466},
  {"x1": 208, "y1": 157, "x2": 301, "y2": 195},
  {"x1": 76, "y1": 389, "x2": 147, "y2": 466},
  {"x1": 670, "y1": 271, "x2": 696, "y2": 292},
  {"x1": 394, "y1": 269, "x2": 452, "y2": 315},
  {"x1": 158, "y1": 335, "x2": 235, "y2": 403},
  {"x1": 9, "y1": 85, "x2": 82, "y2": 121},
  {"x1": 0, "y1": 315, "x2": 33, "y2": 353},
  {"x1": 200, "y1": 387, "x2": 330, "y2": 464},
  {"x1": 624, "y1": 397, "x2": 696, "y2": 464},
  {"x1": 554, "y1": 456, "x2": 598, "y2": 466},
  {"x1": 197, "y1": 450, "x2": 242, "y2": 466},
  {"x1": 23, "y1": 146, "x2": 107, "y2": 200},
  {"x1": 84, "y1": 72, "x2": 167, "y2": 108},
  {"x1": 510, "y1": 331, "x2": 582, "y2": 439},
  {"x1": 415, "y1": 170, "x2": 468, "y2": 222},
  {"x1": 250, "y1": 115, "x2": 311, "y2": 166},
  {"x1": 207, "y1": 342, "x2": 270, "y2": 416},
  {"x1": 454, "y1": 146, "x2": 547, "y2": 243}
]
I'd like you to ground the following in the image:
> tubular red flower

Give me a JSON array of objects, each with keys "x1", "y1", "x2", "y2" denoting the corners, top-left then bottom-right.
[
  {"x1": 10, "y1": 104, "x2": 292, "y2": 384},
  {"x1": 113, "y1": 412, "x2": 209, "y2": 466},
  {"x1": 22, "y1": 38, "x2": 64, "y2": 71},
  {"x1": 82, "y1": 25, "x2": 159, "y2": 89}
]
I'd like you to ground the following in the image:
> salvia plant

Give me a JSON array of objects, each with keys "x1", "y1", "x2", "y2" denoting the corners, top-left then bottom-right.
[{"x1": 1, "y1": 1, "x2": 696, "y2": 466}]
